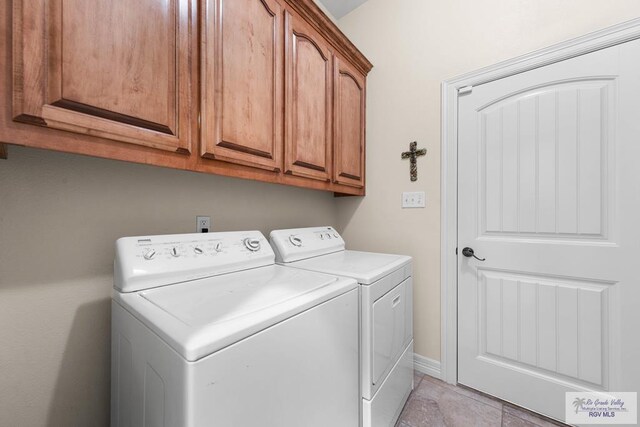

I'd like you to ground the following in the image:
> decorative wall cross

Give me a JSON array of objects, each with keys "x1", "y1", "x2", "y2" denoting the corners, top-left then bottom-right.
[{"x1": 401, "y1": 141, "x2": 427, "y2": 181}]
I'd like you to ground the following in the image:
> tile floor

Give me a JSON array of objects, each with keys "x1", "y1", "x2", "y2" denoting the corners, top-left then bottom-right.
[{"x1": 396, "y1": 372, "x2": 569, "y2": 427}]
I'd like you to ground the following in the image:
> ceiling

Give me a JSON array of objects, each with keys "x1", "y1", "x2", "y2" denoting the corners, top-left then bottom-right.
[{"x1": 319, "y1": 0, "x2": 369, "y2": 19}]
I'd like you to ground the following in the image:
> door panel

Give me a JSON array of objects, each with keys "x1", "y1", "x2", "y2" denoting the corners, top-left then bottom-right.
[
  {"x1": 201, "y1": 0, "x2": 283, "y2": 171},
  {"x1": 13, "y1": 0, "x2": 195, "y2": 152},
  {"x1": 479, "y1": 270, "x2": 607, "y2": 387},
  {"x1": 458, "y1": 41, "x2": 640, "y2": 422},
  {"x1": 284, "y1": 12, "x2": 332, "y2": 181},
  {"x1": 481, "y1": 80, "x2": 613, "y2": 239},
  {"x1": 333, "y1": 56, "x2": 365, "y2": 188}
]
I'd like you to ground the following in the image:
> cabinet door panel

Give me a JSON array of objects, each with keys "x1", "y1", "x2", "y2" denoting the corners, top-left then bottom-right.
[
  {"x1": 284, "y1": 12, "x2": 332, "y2": 181},
  {"x1": 333, "y1": 57, "x2": 365, "y2": 188},
  {"x1": 13, "y1": 0, "x2": 195, "y2": 153},
  {"x1": 201, "y1": 0, "x2": 283, "y2": 171}
]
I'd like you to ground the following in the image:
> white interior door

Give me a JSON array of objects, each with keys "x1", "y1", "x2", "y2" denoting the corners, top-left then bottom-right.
[{"x1": 458, "y1": 39, "x2": 640, "y2": 422}]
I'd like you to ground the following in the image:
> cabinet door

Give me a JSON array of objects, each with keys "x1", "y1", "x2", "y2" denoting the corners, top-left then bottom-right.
[
  {"x1": 333, "y1": 56, "x2": 366, "y2": 188},
  {"x1": 201, "y1": 0, "x2": 283, "y2": 171},
  {"x1": 284, "y1": 12, "x2": 332, "y2": 181},
  {"x1": 13, "y1": 0, "x2": 196, "y2": 153}
]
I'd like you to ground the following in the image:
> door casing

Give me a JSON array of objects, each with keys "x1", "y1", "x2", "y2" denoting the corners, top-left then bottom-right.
[{"x1": 440, "y1": 17, "x2": 640, "y2": 385}]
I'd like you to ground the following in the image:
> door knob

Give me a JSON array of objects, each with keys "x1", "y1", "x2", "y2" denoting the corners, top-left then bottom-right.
[{"x1": 462, "y1": 247, "x2": 485, "y2": 261}]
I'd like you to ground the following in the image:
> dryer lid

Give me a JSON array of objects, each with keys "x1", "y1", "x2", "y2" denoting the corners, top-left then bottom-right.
[
  {"x1": 286, "y1": 250, "x2": 412, "y2": 285},
  {"x1": 114, "y1": 265, "x2": 357, "y2": 361}
]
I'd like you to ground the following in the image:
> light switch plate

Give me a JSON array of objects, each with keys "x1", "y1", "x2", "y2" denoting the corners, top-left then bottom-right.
[{"x1": 402, "y1": 191, "x2": 426, "y2": 208}]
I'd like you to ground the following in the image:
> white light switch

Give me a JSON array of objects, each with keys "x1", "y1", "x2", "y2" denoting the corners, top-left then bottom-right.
[{"x1": 402, "y1": 191, "x2": 426, "y2": 208}]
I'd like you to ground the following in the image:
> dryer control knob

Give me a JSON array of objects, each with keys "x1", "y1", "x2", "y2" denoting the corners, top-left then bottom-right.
[
  {"x1": 244, "y1": 238, "x2": 261, "y2": 252},
  {"x1": 194, "y1": 247, "x2": 204, "y2": 255},
  {"x1": 289, "y1": 235, "x2": 302, "y2": 247},
  {"x1": 170, "y1": 247, "x2": 180, "y2": 257},
  {"x1": 214, "y1": 242, "x2": 223, "y2": 252},
  {"x1": 143, "y1": 249, "x2": 156, "y2": 260}
]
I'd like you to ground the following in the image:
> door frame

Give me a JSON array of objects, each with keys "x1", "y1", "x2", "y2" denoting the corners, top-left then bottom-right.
[{"x1": 440, "y1": 17, "x2": 640, "y2": 385}]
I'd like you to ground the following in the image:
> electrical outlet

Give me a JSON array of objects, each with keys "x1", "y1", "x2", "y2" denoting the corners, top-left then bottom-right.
[
  {"x1": 402, "y1": 191, "x2": 426, "y2": 208},
  {"x1": 196, "y1": 216, "x2": 211, "y2": 233}
]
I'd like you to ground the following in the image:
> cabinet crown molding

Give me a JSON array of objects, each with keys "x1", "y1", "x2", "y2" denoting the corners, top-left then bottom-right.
[{"x1": 284, "y1": 0, "x2": 373, "y2": 75}]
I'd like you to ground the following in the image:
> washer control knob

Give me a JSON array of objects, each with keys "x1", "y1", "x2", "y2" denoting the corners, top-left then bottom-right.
[
  {"x1": 289, "y1": 235, "x2": 302, "y2": 247},
  {"x1": 143, "y1": 249, "x2": 156, "y2": 260},
  {"x1": 194, "y1": 247, "x2": 204, "y2": 255},
  {"x1": 214, "y1": 242, "x2": 223, "y2": 252},
  {"x1": 244, "y1": 238, "x2": 261, "y2": 252},
  {"x1": 325, "y1": 233, "x2": 332, "y2": 239},
  {"x1": 170, "y1": 247, "x2": 180, "y2": 258},
  {"x1": 333, "y1": 233, "x2": 339, "y2": 238}
]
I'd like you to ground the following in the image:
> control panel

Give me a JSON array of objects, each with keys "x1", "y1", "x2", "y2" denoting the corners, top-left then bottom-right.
[
  {"x1": 114, "y1": 231, "x2": 273, "y2": 293},
  {"x1": 269, "y1": 226, "x2": 345, "y2": 263}
]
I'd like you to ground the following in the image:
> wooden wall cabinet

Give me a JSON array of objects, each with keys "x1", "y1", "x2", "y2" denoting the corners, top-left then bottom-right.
[
  {"x1": 333, "y1": 56, "x2": 366, "y2": 188},
  {"x1": 284, "y1": 11, "x2": 333, "y2": 182},
  {"x1": 200, "y1": 0, "x2": 284, "y2": 172},
  {"x1": 12, "y1": 0, "x2": 197, "y2": 153},
  {"x1": 4, "y1": 0, "x2": 371, "y2": 195}
]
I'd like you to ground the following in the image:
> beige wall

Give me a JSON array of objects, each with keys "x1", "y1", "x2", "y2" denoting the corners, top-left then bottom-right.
[
  {"x1": 335, "y1": 0, "x2": 640, "y2": 361},
  {"x1": 0, "y1": 146, "x2": 337, "y2": 426}
]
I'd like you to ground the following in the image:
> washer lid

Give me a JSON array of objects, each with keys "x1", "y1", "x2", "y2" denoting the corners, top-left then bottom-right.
[
  {"x1": 286, "y1": 250, "x2": 412, "y2": 285},
  {"x1": 114, "y1": 265, "x2": 357, "y2": 361}
]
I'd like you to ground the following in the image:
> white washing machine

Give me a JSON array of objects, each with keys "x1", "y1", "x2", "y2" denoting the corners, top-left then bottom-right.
[
  {"x1": 269, "y1": 226, "x2": 414, "y2": 427},
  {"x1": 111, "y1": 230, "x2": 360, "y2": 427}
]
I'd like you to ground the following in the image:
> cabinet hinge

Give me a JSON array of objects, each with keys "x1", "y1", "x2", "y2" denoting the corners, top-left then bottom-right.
[{"x1": 458, "y1": 86, "x2": 473, "y2": 95}]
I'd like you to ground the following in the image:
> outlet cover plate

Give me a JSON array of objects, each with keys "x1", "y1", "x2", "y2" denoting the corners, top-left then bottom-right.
[{"x1": 196, "y1": 216, "x2": 211, "y2": 233}]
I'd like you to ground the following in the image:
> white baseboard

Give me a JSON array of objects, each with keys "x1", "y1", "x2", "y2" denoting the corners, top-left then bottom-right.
[{"x1": 413, "y1": 353, "x2": 441, "y2": 380}]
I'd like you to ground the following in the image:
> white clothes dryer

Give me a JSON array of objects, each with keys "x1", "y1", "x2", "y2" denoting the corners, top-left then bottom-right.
[
  {"x1": 111, "y1": 230, "x2": 359, "y2": 427},
  {"x1": 269, "y1": 226, "x2": 414, "y2": 427}
]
